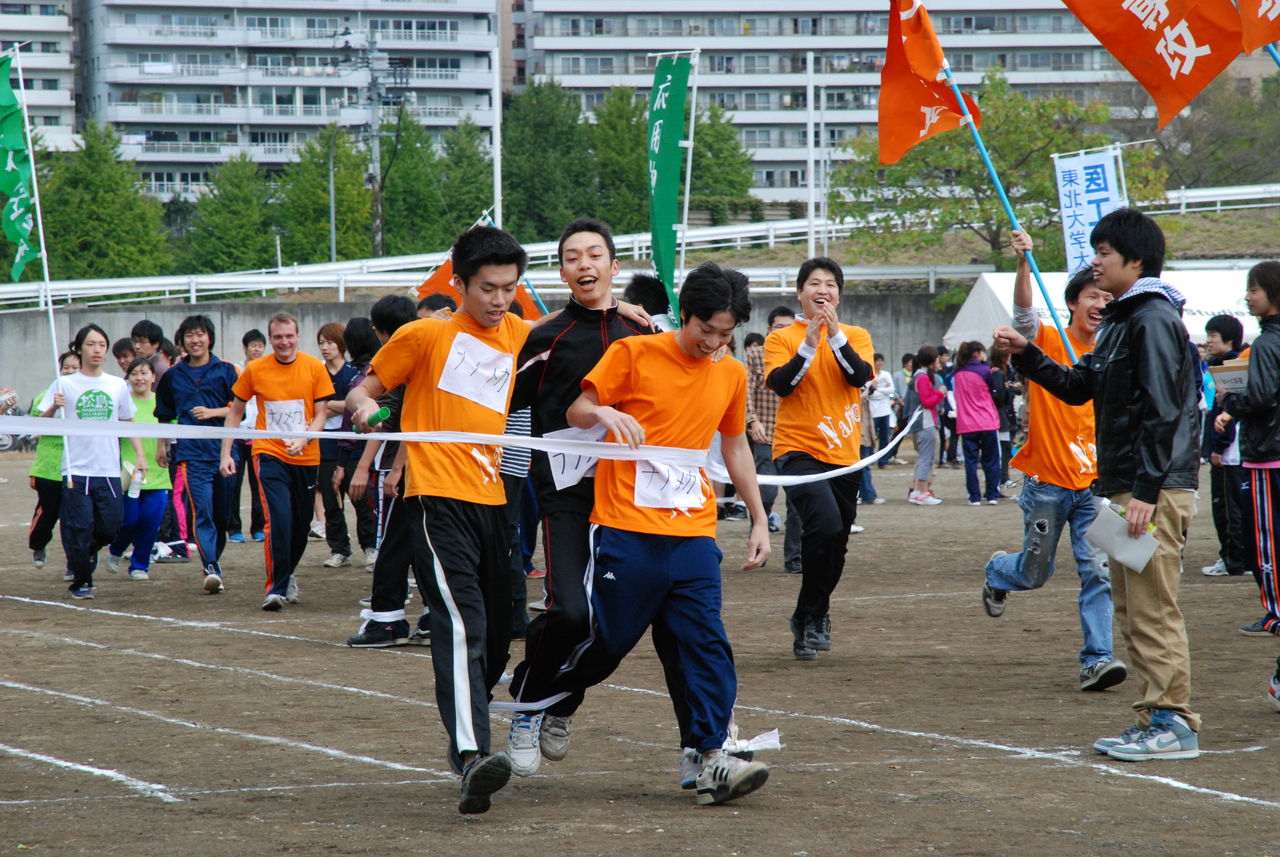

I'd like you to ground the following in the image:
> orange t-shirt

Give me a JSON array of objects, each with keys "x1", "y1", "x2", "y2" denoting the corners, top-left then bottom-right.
[
  {"x1": 370, "y1": 312, "x2": 530, "y2": 505},
  {"x1": 1010, "y1": 323, "x2": 1097, "y2": 490},
  {"x1": 764, "y1": 320, "x2": 875, "y2": 466},
  {"x1": 232, "y1": 352, "x2": 334, "y2": 466},
  {"x1": 585, "y1": 332, "x2": 747, "y2": 539}
]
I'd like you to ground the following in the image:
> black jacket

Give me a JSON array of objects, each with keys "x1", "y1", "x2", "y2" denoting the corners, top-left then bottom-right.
[
  {"x1": 510, "y1": 299, "x2": 649, "y2": 514},
  {"x1": 1206, "y1": 347, "x2": 1240, "y2": 456},
  {"x1": 1012, "y1": 288, "x2": 1201, "y2": 503},
  {"x1": 1222, "y1": 315, "x2": 1280, "y2": 463}
]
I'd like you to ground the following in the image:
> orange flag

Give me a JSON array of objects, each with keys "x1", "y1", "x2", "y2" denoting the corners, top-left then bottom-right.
[
  {"x1": 878, "y1": 0, "x2": 981, "y2": 165},
  {"x1": 1238, "y1": 0, "x2": 1280, "y2": 53},
  {"x1": 1062, "y1": 0, "x2": 1242, "y2": 128},
  {"x1": 414, "y1": 258, "x2": 543, "y2": 319}
]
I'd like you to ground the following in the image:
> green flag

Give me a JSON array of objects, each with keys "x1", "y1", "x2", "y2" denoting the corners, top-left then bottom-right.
[
  {"x1": 0, "y1": 56, "x2": 41, "y2": 281},
  {"x1": 646, "y1": 55, "x2": 690, "y2": 325}
]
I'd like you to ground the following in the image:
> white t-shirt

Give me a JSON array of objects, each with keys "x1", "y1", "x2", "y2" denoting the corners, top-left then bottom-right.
[
  {"x1": 43, "y1": 371, "x2": 136, "y2": 478},
  {"x1": 868, "y1": 369, "x2": 895, "y2": 419}
]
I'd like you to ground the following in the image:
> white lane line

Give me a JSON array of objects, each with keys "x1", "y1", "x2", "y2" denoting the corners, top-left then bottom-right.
[
  {"x1": 0, "y1": 778, "x2": 453, "y2": 806},
  {"x1": 0, "y1": 741, "x2": 181, "y2": 803},
  {"x1": 5, "y1": 598, "x2": 1274, "y2": 811},
  {"x1": 0, "y1": 630, "x2": 438, "y2": 710},
  {"x1": 0, "y1": 681, "x2": 450, "y2": 777}
]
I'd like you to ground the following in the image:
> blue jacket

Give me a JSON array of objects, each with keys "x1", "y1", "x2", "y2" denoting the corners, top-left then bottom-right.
[{"x1": 155, "y1": 354, "x2": 240, "y2": 462}]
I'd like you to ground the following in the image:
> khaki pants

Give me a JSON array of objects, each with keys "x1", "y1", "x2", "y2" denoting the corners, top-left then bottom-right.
[{"x1": 1109, "y1": 489, "x2": 1199, "y2": 731}]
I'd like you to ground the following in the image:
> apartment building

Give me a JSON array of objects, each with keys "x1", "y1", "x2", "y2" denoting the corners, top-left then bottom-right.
[
  {"x1": 2, "y1": 2, "x2": 77, "y2": 151},
  {"x1": 77, "y1": 0, "x2": 499, "y2": 198},
  {"x1": 515, "y1": 1, "x2": 1140, "y2": 202}
]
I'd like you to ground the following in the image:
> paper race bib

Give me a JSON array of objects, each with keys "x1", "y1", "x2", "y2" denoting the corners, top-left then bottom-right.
[
  {"x1": 634, "y1": 460, "x2": 708, "y2": 512},
  {"x1": 264, "y1": 399, "x2": 306, "y2": 434},
  {"x1": 544, "y1": 424, "x2": 606, "y2": 490},
  {"x1": 437, "y1": 332, "x2": 514, "y2": 414}
]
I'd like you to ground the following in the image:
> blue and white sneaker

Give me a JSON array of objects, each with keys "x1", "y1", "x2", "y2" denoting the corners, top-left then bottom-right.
[
  {"x1": 507, "y1": 713, "x2": 543, "y2": 777},
  {"x1": 1092, "y1": 725, "x2": 1143, "y2": 754},
  {"x1": 679, "y1": 748, "x2": 703, "y2": 789},
  {"x1": 69, "y1": 584, "x2": 95, "y2": 600},
  {"x1": 1268, "y1": 657, "x2": 1280, "y2": 713},
  {"x1": 1106, "y1": 712, "x2": 1199, "y2": 761},
  {"x1": 228, "y1": 532, "x2": 245, "y2": 544}
]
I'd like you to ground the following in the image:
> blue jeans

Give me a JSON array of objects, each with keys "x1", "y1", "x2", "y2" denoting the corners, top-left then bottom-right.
[
  {"x1": 858, "y1": 444, "x2": 877, "y2": 503},
  {"x1": 984, "y1": 478, "x2": 1114, "y2": 666},
  {"x1": 110, "y1": 488, "x2": 170, "y2": 571},
  {"x1": 961, "y1": 431, "x2": 1001, "y2": 503}
]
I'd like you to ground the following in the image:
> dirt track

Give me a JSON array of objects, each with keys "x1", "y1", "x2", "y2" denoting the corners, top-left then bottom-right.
[{"x1": 1, "y1": 450, "x2": 1276, "y2": 857}]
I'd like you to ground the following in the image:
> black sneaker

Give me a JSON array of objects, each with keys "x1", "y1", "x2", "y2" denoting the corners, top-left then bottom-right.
[
  {"x1": 790, "y1": 617, "x2": 817, "y2": 661},
  {"x1": 1079, "y1": 659, "x2": 1128, "y2": 692},
  {"x1": 784, "y1": 560, "x2": 802, "y2": 574},
  {"x1": 722, "y1": 504, "x2": 749, "y2": 521},
  {"x1": 812, "y1": 615, "x2": 832, "y2": 651},
  {"x1": 458, "y1": 752, "x2": 512, "y2": 814},
  {"x1": 982, "y1": 584, "x2": 1007, "y2": 618},
  {"x1": 1240, "y1": 617, "x2": 1280, "y2": 637},
  {"x1": 407, "y1": 621, "x2": 432, "y2": 646},
  {"x1": 347, "y1": 619, "x2": 411, "y2": 648}
]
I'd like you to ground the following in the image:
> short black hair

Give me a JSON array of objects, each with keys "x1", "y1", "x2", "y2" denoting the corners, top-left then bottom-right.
[
  {"x1": 417, "y1": 293, "x2": 457, "y2": 313},
  {"x1": 1090, "y1": 207, "x2": 1165, "y2": 279},
  {"x1": 343, "y1": 317, "x2": 381, "y2": 365},
  {"x1": 131, "y1": 319, "x2": 163, "y2": 345},
  {"x1": 242, "y1": 328, "x2": 265, "y2": 347},
  {"x1": 901, "y1": 352, "x2": 914, "y2": 366},
  {"x1": 873, "y1": 352, "x2": 884, "y2": 362},
  {"x1": 914, "y1": 345, "x2": 939, "y2": 375},
  {"x1": 507, "y1": 300, "x2": 525, "y2": 319},
  {"x1": 767, "y1": 305, "x2": 796, "y2": 326},
  {"x1": 678, "y1": 262, "x2": 751, "y2": 326},
  {"x1": 1250, "y1": 261, "x2": 1280, "y2": 314},
  {"x1": 125, "y1": 356, "x2": 153, "y2": 377},
  {"x1": 557, "y1": 217, "x2": 617, "y2": 264},
  {"x1": 371, "y1": 295, "x2": 417, "y2": 336},
  {"x1": 622, "y1": 273, "x2": 670, "y2": 317},
  {"x1": 111, "y1": 338, "x2": 135, "y2": 359},
  {"x1": 1204, "y1": 314, "x2": 1244, "y2": 350},
  {"x1": 1063, "y1": 267, "x2": 1097, "y2": 308},
  {"x1": 159, "y1": 338, "x2": 180, "y2": 362},
  {"x1": 796, "y1": 257, "x2": 844, "y2": 292},
  {"x1": 452, "y1": 225, "x2": 528, "y2": 286},
  {"x1": 176, "y1": 314, "x2": 216, "y2": 350},
  {"x1": 744, "y1": 332, "x2": 764, "y2": 348},
  {"x1": 72, "y1": 323, "x2": 109, "y2": 354},
  {"x1": 58, "y1": 350, "x2": 78, "y2": 370}
]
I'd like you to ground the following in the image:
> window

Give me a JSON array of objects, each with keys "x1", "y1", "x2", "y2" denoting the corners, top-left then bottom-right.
[
  {"x1": 708, "y1": 55, "x2": 735, "y2": 74},
  {"x1": 707, "y1": 17, "x2": 737, "y2": 36},
  {"x1": 742, "y1": 91, "x2": 771, "y2": 110},
  {"x1": 743, "y1": 17, "x2": 771, "y2": 36},
  {"x1": 742, "y1": 55, "x2": 770, "y2": 74},
  {"x1": 0, "y1": 4, "x2": 31, "y2": 13},
  {"x1": 560, "y1": 17, "x2": 611, "y2": 36},
  {"x1": 741, "y1": 128, "x2": 771, "y2": 148},
  {"x1": 661, "y1": 17, "x2": 685, "y2": 37},
  {"x1": 38, "y1": 4, "x2": 56, "y2": 14},
  {"x1": 39, "y1": 78, "x2": 57, "y2": 90},
  {"x1": 39, "y1": 41, "x2": 59, "y2": 52},
  {"x1": 305, "y1": 17, "x2": 339, "y2": 36},
  {"x1": 582, "y1": 91, "x2": 606, "y2": 111},
  {"x1": 39, "y1": 115, "x2": 60, "y2": 125},
  {"x1": 558, "y1": 56, "x2": 613, "y2": 74},
  {"x1": 1016, "y1": 51, "x2": 1084, "y2": 71},
  {"x1": 708, "y1": 91, "x2": 738, "y2": 108},
  {"x1": 246, "y1": 16, "x2": 288, "y2": 37}
]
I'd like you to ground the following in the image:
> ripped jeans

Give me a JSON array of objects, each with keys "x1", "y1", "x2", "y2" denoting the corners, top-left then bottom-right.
[{"x1": 984, "y1": 477, "x2": 1114, "y2": 667}]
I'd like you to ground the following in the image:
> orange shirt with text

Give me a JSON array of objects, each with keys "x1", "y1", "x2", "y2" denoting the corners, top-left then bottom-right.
[
  {"x1": 232, "y1": 352, "x2": 333, "y2": 466},
  {"x1": 764, "y1": 320, "x2": 874, "y2": 466},
  {"x1": 586, "y1": 332, "x2": 747, "y2": 539},
  {"x1": 370, "y1": 312, "x2": 530, "y2": 505},
  {"x1": 1010, "y1": 323, "x2": 1097, "y2": 491}
]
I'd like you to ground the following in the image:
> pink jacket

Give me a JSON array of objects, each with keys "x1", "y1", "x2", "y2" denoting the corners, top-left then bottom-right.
[{"x1": 953, "y1": 362, "x2": 1000, "y2": 434}]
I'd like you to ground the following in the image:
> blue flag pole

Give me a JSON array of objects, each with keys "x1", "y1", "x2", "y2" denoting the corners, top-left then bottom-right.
[
  {"x1": 522, "y1": 276, "x2": 549, "y2": 315},
  {"x1": 938, "y1": 60, "x2": 1078, "y2": 364},
  {"x1": 1267, "y1": 43, "x2": 1280, "y2": 68}
]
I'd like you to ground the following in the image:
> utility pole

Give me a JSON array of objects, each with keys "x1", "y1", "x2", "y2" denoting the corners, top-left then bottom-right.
[{"x1": 362, "y1": 35, "x2": 388, "y2": 258}]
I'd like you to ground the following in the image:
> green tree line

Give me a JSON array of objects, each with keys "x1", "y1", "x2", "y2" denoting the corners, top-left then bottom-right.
[{"x1": 0, "y1": 81, "x2": 756, "y2": 280}]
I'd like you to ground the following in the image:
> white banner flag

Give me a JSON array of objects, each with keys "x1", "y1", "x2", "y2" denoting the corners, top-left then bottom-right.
[{"x1": 1053, "y1": 148, "x2": 1128, "y2": 273}]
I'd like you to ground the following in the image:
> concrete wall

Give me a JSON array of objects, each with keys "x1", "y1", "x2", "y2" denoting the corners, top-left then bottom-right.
[{"x1": 2, "y1": 295, "x2": 957, "y2": 408}]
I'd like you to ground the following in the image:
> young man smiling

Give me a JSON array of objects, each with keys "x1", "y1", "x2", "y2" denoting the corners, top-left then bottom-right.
[
  {"x1": 765, "y1": 258, "x2": 874, "y2": 661},
  {"x1": 994, "y1": 208, "x2": 1202, "y2": 761},
  {"x1": 980, "y1": 232, "x2": 1126, "y2": 694},
  {"x1": 347, "y1": 225, "x2": 530, "y2": 815}
]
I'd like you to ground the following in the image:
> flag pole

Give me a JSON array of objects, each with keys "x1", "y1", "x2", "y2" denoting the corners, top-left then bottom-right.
[
  {"x1": 676, "y1": 47, "x2": 700, "y2": 293},
  {"x1": 937, "y1": 59, "x2": 1078, "y2": 364},
  {"x1": 10, "y1": 48, "x2": 58, "y2": 371},
  {"x1": 1266, "y1": 43, "x2": 1280, "y2": 68}
]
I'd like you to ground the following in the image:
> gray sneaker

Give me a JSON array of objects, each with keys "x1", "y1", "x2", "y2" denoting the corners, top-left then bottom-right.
[
  {"x1": 285, "y1": 575, "x2": 300, "y2": 604},
  {"x1": 1080, "y1": 659, "x2": 1127, "y2": 692},
  {"x1": 1092, "y1": 725, "x2": 1143, "y2": 754},
  {"x1": 262, "y1": 593, "x2": 286, "y2": 611},
  {"x1": 33, "y1": 549, "x2": 46, "y2": 568},
  {"x1": 982, "y1": 584, "x2": 1007, "y2": 617},
  {"x1": 1106, "y1": 714, "x2": 1199, "y2": 761},
  {"x1": 790, "y1": 616, "x2": 817, "y2": 661},
  {"x1": 540, "y1": 714, "x2": 572, "y2": 761}
]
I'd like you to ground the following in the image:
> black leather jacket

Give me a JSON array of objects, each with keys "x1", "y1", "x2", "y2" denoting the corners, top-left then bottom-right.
[
  {"x1": 1221, "y1": 314, "x2": 1280, "y2": 463},
  {"x1": 1013, "y1": 289, "x2": 1201, "y2": 503}
]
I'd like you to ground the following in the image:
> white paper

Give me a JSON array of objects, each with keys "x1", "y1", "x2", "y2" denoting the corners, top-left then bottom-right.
[
  {"x1": 1085, "y1": 497, "x2": 1159, "y2": 572},
  {"x1": 634, "y1": 459, "x2": 708, "y2": 512},
  {"x1": 544, "y1": 424, "x2": 606, "y2": 490},
  {"x1": 263, "y1": 399, "x2": 305, "y2": 434},
  {"x1": 436, "y1": 332, "x2": 514, "y2": 414}
]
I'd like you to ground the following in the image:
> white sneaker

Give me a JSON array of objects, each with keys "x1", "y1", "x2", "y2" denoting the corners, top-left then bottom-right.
[
  {"x1": 364, "y1": 548, "x2": 378, "y2": 571},
  {"x1": 507, "y1": 713, "x2": 543, "y2": 777},
  {"x1": 679, "y1": 748, "x2": 703, "y2": 789},
  {"x1": 527, "y1": 598, "x2": 547, "y2": 613},
  {"x1": 323, "y1": 552, "x2": 351, "y2": 568},
  {"x1": 128, "y1": 569, "x2": 149, "y2": 581},
  {"x1": 694, "y1": 751, "x2": 770, "y2": 805},
  {"x1": 262, "y1": 593, "x2": 286, "y2": 611},
  {"x1": 105, "y1": 553, "x2": 124, "y2": 574},
  {"x1": 285, "y1": 575, "x2": 300, "y2": 604},
  {"x1": 849, "y1": 523, "x2": 865, "y2": 534},
  {"x1": 1201, "y1": 559, "x2": 1228, "y2": 576},
  {"x1": 309, "y1": 520, "x2": 326, "y2": 540},
  {"x1": 540, "y1": 714, "x2": 572, "y2": 761},
  {"x1": 909, "y1": 490, "x2": 942, "y2": 506},
  {"x1": 203, "y1": 572, "x2": 224, "y2": 593}
]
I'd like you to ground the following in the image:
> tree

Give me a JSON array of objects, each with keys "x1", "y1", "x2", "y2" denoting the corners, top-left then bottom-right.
[
  {"x1": 502, "y1": 80, "x2": 587, "y2": 242},
  {"x1": 588, "y1": 86, "x2": 649, "y2": 235},
  {"x1": 276, "y1": 125, "x2": 370, "y2": 265},
  {"x1": 187, "y1": 155, "x2": 276, "y2": 273},
  {"x1": 380, "y1": 107, "x2": 454, "y2": 256},
  {"x1": 39, "y1": 121, "x2": 173, "y2": 279},
  {"x1": 688, "y1": 103, "x2": 754, "y2": 199},
  {"x1": 1152, "y1": 75, "x2": 1280, "y2": 189},
  {"x1": 436, "y1": 118, "x2": 494, "y2": 239},
  {"x1": 829, "y1": 69, "x2": 1165, "y2": 269}
]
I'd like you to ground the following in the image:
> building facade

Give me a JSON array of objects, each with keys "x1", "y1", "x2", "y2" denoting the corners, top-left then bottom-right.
[
  {"x1": 514, "y1": 0, "x2": 1142, "y2": 202},
  {"x1": 2, "y1": 2, "x2": 77, "y2": 151},
  {"x1": 76, "y1": 0, "x2": 499, "y2": 198}
]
